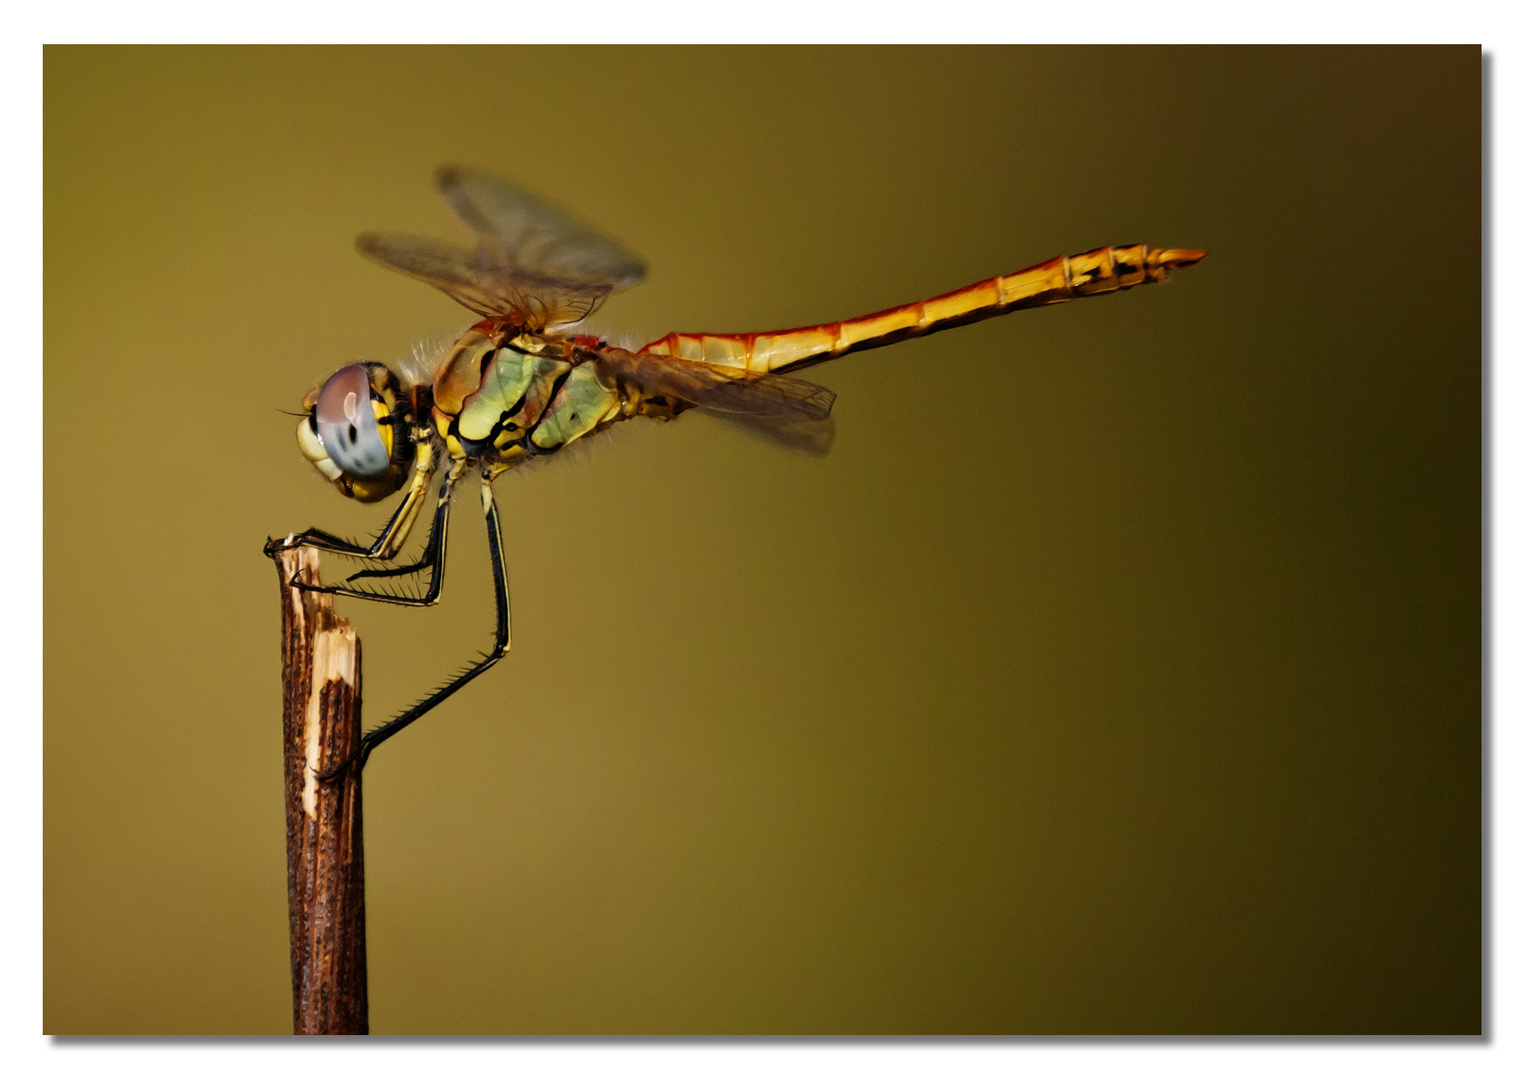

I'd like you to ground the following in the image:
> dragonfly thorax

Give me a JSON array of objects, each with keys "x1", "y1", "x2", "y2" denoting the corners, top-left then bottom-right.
[{"x1": 430, "y1": 324, "x2": 627, "y2": 470}]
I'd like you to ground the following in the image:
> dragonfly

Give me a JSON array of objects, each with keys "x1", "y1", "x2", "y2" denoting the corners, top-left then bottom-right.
[{"x1": 266, "y1": 166, "x2": 1205, "y2": 773}]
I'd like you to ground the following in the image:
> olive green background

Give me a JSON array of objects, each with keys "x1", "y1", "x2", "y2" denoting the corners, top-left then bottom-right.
[{"x1": 43, "y1": 46, "x2": 1481, "y2": 1035}]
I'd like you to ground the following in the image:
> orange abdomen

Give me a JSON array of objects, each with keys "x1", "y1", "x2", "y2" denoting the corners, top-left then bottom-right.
[{"x1": 639, "y1": 244, "x2": 1205, "y2": 375}]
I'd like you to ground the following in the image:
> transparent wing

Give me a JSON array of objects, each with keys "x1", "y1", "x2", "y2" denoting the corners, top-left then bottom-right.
[
  {"x1": 694, "y1": 369, "x2": 837, "y2": 420},
  {"x1": 356, "y1": 231, "x2": 619, "y2": 328},
  {"x1": 435, "y1": 165, "x2": 646, "y2": 290},
  {"x1": 706, "y1": 411, "x2": 836, "y2": 457},
  {"x1": 356, "y1": 167, "x2": 647, "y2": 329},
  {"x1": 592, "y1": 346, "x2": 836, "y2": 421}
]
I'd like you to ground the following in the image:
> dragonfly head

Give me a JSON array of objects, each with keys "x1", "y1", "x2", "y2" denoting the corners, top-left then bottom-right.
[{"x1": 297, "y1": 362, "x2": 416, "y2": 503}]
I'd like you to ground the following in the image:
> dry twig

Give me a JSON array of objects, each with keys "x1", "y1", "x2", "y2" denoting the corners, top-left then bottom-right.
[{"x1": 274, "y1": 545, "x2": 369, "y2": 1035}]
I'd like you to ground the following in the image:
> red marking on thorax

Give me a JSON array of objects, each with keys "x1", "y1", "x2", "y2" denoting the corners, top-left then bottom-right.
[{"x1": 471, "y1": 316, "x2": 523, "y2": 340}]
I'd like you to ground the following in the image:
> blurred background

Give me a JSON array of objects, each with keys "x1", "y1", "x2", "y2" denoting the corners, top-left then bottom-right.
[{"x1": 43, "y1": 46, "x2": 1480, "y2": 1035}]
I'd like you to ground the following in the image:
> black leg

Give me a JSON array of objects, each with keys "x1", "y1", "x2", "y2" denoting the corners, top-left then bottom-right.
[
  {"x1": 263, "y1": 443, "x2": 438, "y2": 565},
  {"x1": 302, "y1": 472, "x2": 457, "y2": 608},
  {"x1": 342, "y1": 520, "x2": 448, "y2": 583},
  {"x1": 321, "y1": 478, "x2": 511, "y2": 778},
  {"x1": 264, "y1": 488, "x2": 414, "y2": 562}
]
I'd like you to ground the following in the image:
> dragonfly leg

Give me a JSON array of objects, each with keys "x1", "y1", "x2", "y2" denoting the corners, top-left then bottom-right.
[
  {"x1": 295, "y1": 461, "x2": 462, "y2": 608},
  {"x1": 263, "y1": 441, "x2": 438, "y2": 565},
  {"x1": 322, "y1": 475, "x2": 511, "y2": 776}
]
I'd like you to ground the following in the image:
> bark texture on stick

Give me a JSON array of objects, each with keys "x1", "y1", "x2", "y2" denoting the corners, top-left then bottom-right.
[{"x1": 275, "y1": 545, "x2": 369, "y2": 1036}]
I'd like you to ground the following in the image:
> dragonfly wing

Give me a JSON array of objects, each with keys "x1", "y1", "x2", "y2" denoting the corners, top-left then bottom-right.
[
  {"x1": 595, "y1": 346, "x2": 836, "y2": 421},
  {"x1": 357, "y1": 231, "x2": 620, "y2": 329},
  {"x1": 435, "y1": 165, "x2": 647, "y2": 292},
  {"x1": 695, "y1": 370, "x2": 837, "y2": 420},
  {"x1": 707, "y1": 411, "x2": 836, "y2": 457},
  {"x1": 357, "y1": 232, "x2": 527, "y2": 319}
]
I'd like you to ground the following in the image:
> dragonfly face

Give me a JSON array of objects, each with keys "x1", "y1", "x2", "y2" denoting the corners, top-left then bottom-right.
[
  {"x1": 297, "y1": 361, "x2": 418, "y2": 503},
  {"x1": 269, "y1": 165, "x2": 1203, "y2": 776}
]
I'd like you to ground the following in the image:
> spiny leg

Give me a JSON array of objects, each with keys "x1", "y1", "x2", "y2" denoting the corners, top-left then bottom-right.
[
  {"x1": 324, "y1": 475, "x2": 511, "y2": 776},
  {"x1": 263, "y1": 441, "x2": 438, "y2": 566},
  {"x1": 299, "y1": 460, "x2": 463, "y2": 608},
  {"x1": 342, "y1": 507, "x2": 451, "y2": 583}
]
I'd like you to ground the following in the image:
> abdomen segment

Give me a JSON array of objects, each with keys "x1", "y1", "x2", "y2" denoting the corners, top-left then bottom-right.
[{"x1": 638, "y1": 244, "x2": 1205, "y2": 375}]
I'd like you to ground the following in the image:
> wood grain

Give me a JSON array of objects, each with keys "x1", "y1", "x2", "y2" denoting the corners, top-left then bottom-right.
[{"x1": 274, "y1": 545, "x2": 369, "y2": 1035}]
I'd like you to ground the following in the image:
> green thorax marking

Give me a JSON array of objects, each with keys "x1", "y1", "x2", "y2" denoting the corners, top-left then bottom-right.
[
  {"x1": 456, "y1": 350, "x2": 568, "y2": 445},
  {"x1": 454, "y1": 345, "x2": 621, "y2": 460},
  {"x1": 531, "y1": 363, "x2": 623, "y2": 451}
]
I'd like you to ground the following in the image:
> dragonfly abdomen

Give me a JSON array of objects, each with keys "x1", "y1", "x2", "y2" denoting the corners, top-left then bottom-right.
[{"x1": 639, "y1": 244, "x2": 1205, "y2": 376}]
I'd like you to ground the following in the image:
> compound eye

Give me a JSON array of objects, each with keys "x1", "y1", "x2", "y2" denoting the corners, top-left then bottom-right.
[{"x1": 314, "y1": 364, "x2": 391, "y2": 477}]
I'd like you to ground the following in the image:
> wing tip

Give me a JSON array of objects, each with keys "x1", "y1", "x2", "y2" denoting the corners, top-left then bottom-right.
[{"x1": 434, "y1": 163, "x2": 468, "y2": 191}]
